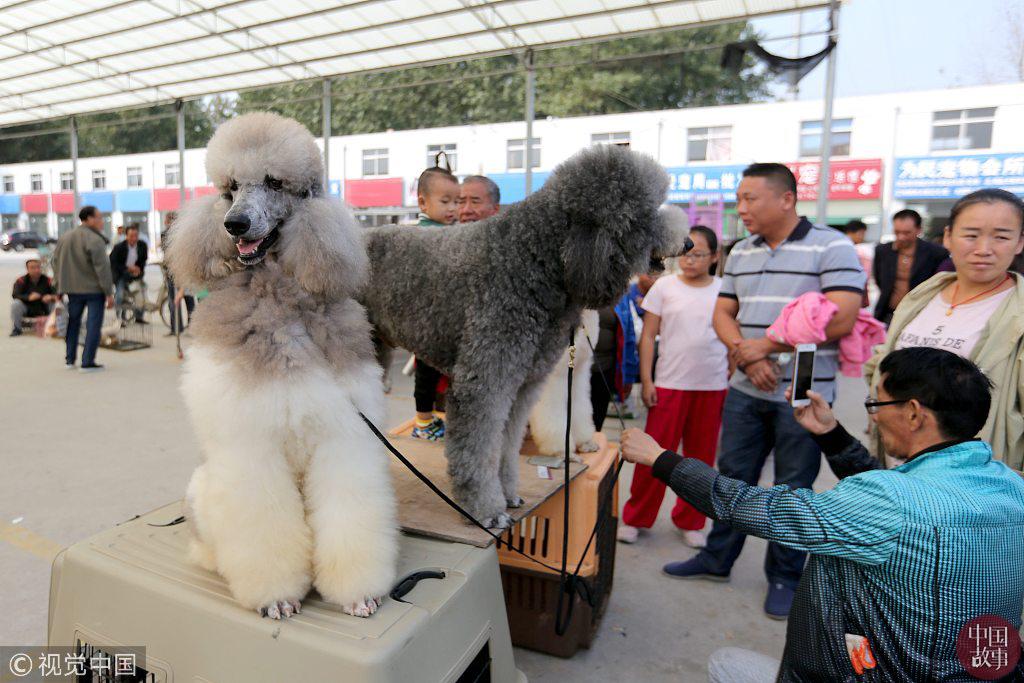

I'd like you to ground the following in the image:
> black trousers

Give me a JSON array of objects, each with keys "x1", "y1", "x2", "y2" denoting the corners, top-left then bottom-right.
[
  {"x1": 590, "y1": 365, "x2": 616, "y2": 432},
  {"x1": 414, "y1": 360, "x2": 443, "y2": 414}
]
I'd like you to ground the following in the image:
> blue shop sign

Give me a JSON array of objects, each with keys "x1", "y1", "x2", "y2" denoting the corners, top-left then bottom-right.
[
  {"x1": 116, "y1": 189, "x2": 151, "y2": 212},
  {"x1": 80, "y1": 191, "x2": 114, "y2": 212},
  {"x1": 664, "y1": 165, "x2": 746, "y2": 202},
  {"x1": 0, "y1": 195, "x2": 20, "y2": 214},
  {"x1": 489, "y1": 172, "x2": 551, "y2": 205},
  {"x1": 893, "y1": 153, "x2": 1024, "y2": 199}
]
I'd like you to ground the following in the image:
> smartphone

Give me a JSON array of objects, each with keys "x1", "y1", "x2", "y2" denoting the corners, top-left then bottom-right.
[{"x1": 790, "y1": 343, "x2": 817, "y2": 407}]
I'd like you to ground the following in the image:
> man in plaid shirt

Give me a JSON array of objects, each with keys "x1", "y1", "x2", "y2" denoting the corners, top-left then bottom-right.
[{"x1": 622, "y1": 347, "x2": 1024, "y2": 681}]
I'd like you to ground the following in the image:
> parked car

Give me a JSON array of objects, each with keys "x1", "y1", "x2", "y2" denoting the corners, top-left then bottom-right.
[{"x1": 0, "y1": 231, "x2": 55, "y2": 252}]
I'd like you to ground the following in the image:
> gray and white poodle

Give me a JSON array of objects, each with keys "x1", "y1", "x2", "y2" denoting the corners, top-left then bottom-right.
[
  {"x1": 362, "y1": 145, "x2": 687, "y2": 528},
  {"x1": 166, "y1": 113, "x2": 397, "y2": 619}
]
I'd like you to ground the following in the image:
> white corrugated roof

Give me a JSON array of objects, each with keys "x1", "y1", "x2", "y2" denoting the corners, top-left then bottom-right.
[{"x1": 0, "y1": 0, "x2": 831, "y2": 126}]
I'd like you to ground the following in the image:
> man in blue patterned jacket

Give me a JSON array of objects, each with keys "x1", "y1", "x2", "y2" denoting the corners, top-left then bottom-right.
[{"x1": 621, "y1": 347, "x2": 1024, "y2": 681}]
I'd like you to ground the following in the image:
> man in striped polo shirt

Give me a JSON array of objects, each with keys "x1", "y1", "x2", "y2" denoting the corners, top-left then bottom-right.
[{"x1": 664, "y1": 163, "x2": 865, "y2": 619}]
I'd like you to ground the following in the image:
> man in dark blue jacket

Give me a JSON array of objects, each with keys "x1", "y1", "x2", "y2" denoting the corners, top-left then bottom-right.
[{"x1": 622, "y1": 347, "x2": 1024, "y2": 681}]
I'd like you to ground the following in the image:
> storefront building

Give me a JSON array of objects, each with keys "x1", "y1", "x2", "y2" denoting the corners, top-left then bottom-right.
[{"x1": 893, "y1": 152, "x2": 1024, "y2": 237}]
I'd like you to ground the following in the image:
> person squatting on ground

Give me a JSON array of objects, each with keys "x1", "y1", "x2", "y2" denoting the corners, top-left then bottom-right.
[
  {"x1": 621, "y1": 347, "x2": 1024, "y2": 681},
  {"x1": 873, "y1": 208, "x2": 948, "y2": 326},
  {"x1": 411, "y1": 156, "x2": 460, "y2": 440},
  {"x1": 109, "y1": 223, "x2": 148, "y2": 321},
  {"x1": 51, "y1": 205, "x2": 114, "y2": 372},
  {"x1": 668, "y1": 163, "x2": 865, "y2": 620},
  {"x1": 457, "y1": 175, "x2": 501, "y2": 223},
  {"x1": 9, "y1": 258, "x2": 57, "y2": 336},
  {"x1": 618, "y1": 226, "x2": 728, "y2": 549},
  {"x1": 865, "y1": 188, "x2": 1024, "y2": 470}
]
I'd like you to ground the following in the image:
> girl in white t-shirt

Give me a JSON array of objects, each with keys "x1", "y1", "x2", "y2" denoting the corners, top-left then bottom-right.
[{"x1": 618, "y1": 226, "x2": 729, "y2": 547}]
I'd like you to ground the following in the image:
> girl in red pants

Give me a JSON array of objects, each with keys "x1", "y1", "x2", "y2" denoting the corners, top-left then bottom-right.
[{"x1": 618, "y1": 226, "x2": 728, "y2": 548}]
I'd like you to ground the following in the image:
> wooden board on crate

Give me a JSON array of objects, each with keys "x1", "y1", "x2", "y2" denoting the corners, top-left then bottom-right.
[{"x1": 387, "y1": 419, "x2": 590, "y2": 548}]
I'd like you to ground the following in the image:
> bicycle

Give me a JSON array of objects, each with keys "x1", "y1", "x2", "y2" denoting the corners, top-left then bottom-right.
[{"x1": 118, "y1": 265, "x2": 191, "y2": 331}]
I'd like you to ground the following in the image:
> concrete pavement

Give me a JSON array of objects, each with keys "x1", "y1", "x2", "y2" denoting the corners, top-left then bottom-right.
[{"x1": 0, "y1": 254, "x2": 869, "y2": 681}]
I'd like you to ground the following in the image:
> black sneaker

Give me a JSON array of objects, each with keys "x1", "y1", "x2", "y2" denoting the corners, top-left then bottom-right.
[
  {"x1": 79, "y1": 363, "x2": 105, "y2": 373},
  {"x1": 9, "y1": 328, "x2": 22, "y2": 337},
  {"x1": 662, "y1": 556, "x2": 730, "y2": 582}
]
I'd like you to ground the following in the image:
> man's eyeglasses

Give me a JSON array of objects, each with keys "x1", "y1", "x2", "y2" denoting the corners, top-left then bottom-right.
[
  {"x1": 681, "y1": 251, "x2": 712, "y2": 260},
  {"x1": 864, "y1": 397, "x2": 910, "y2": 414}
]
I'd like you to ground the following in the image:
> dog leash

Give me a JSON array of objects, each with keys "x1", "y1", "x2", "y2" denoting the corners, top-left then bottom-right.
[
  {"x1": 357, "y1": 412, "x2": 567, "y2": 574},
  {"x1": 359, "y1": 325, "x2": 628, "y2": 636},
  {"x1": 553, "y1": 331, "x2": 628, "y2": 635},
  {"x1": 554, "y1": 328, "x2": 576, "y2": 635}
]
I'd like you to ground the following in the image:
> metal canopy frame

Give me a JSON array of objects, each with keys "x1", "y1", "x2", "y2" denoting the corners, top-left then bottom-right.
[
  {"x1": 2, "y1": 0, "x2": 839, "y2": 207},
  {"x1": 0, "y1": 0, "x2": 833, "y2": 127}
]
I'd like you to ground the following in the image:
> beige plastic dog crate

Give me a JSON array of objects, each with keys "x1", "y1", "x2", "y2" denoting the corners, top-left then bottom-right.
[{"x1": 48, "y1": 501, "x2": 526, "y2": 683}]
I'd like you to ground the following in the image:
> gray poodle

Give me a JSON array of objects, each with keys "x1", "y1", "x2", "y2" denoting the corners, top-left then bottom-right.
[
  {"x1": 166, "y1": 112, "x2": 397, "y2": 619},
  {"x1": 362, "y1": 145, "x2": 687, "y2": 528}
]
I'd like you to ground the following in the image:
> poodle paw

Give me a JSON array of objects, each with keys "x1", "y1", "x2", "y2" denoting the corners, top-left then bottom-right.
[
  {"x1": 577, "y1": 440, "x2": 600, "y2": 454},
  {"x1": 258, "y1": 599, "x2": 302, "y2": 620},
  {"x1": 481, "y1": 512, "x2": 514, "y2": 530},
  {"x1": 506, "y1": 495, "x2": 525, "y2": 508},
  {"x1": 342, "y1": 596, "x2": 383, "y2": 618}
]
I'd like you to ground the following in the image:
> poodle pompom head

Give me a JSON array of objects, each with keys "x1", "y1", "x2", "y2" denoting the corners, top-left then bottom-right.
[
  {"x1": 539, "y1": 145, "x2": 672, "y2": 307},
  {"x1": 206, "y1": 112, "x2": 323, "y2": 196},
  {"x1": 168, "y1": 112, "x2": 367, "y2": 297}
]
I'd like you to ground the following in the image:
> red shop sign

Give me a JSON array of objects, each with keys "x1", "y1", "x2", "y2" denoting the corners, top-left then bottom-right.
[{"x1": 787, "y1": 159, "x2": 883, "y2": 201}]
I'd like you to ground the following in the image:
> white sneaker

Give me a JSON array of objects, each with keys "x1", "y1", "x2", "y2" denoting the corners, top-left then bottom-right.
[
  {"x1": 616, "y1": 524, "x2": 639, "y2": 544},
  {"x1": 681, "y1": 530, "x2": 706, "y2": 549}
]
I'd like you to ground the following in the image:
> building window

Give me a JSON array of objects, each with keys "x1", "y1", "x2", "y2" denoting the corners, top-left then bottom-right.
[
  {"x1": 426, "y1": 144, "x2": 457, "y2": 172},
  {"x1": 507, "y1": 138, "x2": 541, "y2": 170},
  {"x1": 60, "y1": 172, "x2": 74, "y2": 191},
  {"x1": 687, "y1": 126, "x2": 732, "y2": 161},
  {"x1": 361, "y1": 149, "x2": 389, "y2": 176},
  {"x1": 800, "y1": 118, "x2": 852, "y2": 157},
  {"x1": 127, "y1": 167, "x2": 143, "y2": 188},
  {"x1": 931, "y1": 108, "x2": 996, "y2": 151},
  {"x1": 592, "y1": 132, "x2": 630, "y2": 148},
  {"x1": 30, "y1": 174, "x2": 43, "y2": 192},
  {"x1": 165, "y1": 163, "x2": 180, "y2": 185},
  {"x1": 2, "y1": 176, "x2": 12, "y2": 193},
  {"x1": 92, "y1": 169, "x2": 106, "y2": 190}
]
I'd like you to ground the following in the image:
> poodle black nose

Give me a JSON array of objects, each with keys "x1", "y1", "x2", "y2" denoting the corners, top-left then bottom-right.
[{"x1": 224, "y1": 215, "x2": 251, "y2": 236}]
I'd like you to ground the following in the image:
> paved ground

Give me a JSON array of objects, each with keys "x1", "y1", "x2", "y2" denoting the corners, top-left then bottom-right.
[{"x1": 0, "y1": 251, "x2": 868, "y2": 681}]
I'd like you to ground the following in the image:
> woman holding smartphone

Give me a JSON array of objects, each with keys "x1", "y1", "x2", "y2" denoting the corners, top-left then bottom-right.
[
  {"x1": 618, "y1": 226, "x2": 729, "y2": 547},
  {"x1": 865, "y1": 188, "x2": 1024, "y2": 469}
]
